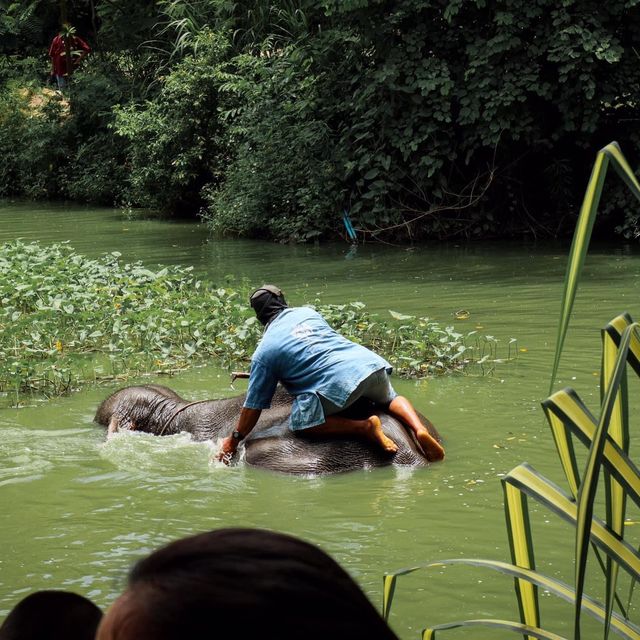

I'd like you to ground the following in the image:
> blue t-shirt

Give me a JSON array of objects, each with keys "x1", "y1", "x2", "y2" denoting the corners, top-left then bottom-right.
[{"x1": 243, "y1": 307, "x2": 391, "y2": 430}]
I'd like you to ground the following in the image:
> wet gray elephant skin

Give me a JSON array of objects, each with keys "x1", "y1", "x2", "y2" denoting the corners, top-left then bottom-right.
[{"x1": 95, "y1": 384, "x2": 442, "y2": 475}]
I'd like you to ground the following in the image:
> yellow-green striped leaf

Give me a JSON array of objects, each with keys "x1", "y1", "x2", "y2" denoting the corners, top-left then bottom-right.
[
  {"x1": 550, "y1": 143, "x2": 640, "y2": 394},
  {"x1": 543, "y1": 396, "x2": 581, "y2": 498},
  {"x1": 601, "y1": 316, "x2": 631, "y2": 452},
  {"x1": 382, "y1": 573, "x2": 397, "y2": 620},
  {"x1": 601, "y1": 315, "x2": 632, "y2": 636},
  {"x1": 604, "y1": 314, "x2": 640, "y2": 640},
  {"x1": 542, "y1": 387, "x2": 636, "y2": 620},
  {"x1": 422, "y1": 619, "x2": 567, "y2": 640},
  {"x1": 382, "y1": 565, "x2": 425, "y2": 620},
  {"x1": 542, "y1": 389, "x2": 640, "y2": 510},
  {"x1": 384, "y1": 558, "x2": 640, "y2": 639},
  {"x1": 574, "y1": 323, "x2": 640, "y2": 639},
  {"x1": 605, "y1": 142, "x2": 640, "y2": 201},
  {"x1": 550, "y1": 148, "x2": 608, "y2": 393},
  {"x1": 604, "y1": 313, "x2": 640, "y2": 377},
  {"x1": 446, "y1": 559, "x2": 640, "y2": 640},
  {"x1": 503, "y1": 464, "x2": 640, "y2": 579},
  {"x1": 503, "y1": 479, "x2": 539, "y2": 630}
]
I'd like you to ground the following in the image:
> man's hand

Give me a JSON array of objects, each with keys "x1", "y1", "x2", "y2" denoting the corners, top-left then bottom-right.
[
  {"x1": 216, "y1": 407, "x2": 262, "y2": 466},
  {"x1": 218, "y1": 436, "x2": 238, "y2": 465}
]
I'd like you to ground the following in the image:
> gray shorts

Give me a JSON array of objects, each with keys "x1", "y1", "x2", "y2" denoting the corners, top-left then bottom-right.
[{"x1": 319, "y1": 368, "x2": 397, "y2": 416}]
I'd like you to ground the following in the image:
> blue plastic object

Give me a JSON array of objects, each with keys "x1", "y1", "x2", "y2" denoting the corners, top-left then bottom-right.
[{"x1": 342, "y1": 210, "x2": 357, "y2": 243}]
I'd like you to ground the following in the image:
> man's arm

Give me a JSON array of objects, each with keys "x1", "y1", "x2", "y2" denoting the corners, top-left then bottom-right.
[
  {"x1": 218, "y1": 354, "x2": 277, "y2": 464},
  {"x1": 218, "y1": 407, "x2": 262, "y2": 464}
]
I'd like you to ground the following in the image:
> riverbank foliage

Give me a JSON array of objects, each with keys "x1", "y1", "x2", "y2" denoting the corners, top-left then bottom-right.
[
  {"x1": 0, "y1": 241, "x2": 503, "y2": 403},
  {"x1": 3, "y1": 1, "x2": 640, "y2": 242}
]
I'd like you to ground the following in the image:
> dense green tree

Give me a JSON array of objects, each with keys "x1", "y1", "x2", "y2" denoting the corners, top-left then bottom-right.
[
  {"x1": 203, "y1": 44, "x2": 339, "y2": 240},
  {"x1": 2, "y1": 0, "x2": 640, "y2": 241},
  {"x1": 114, "y1": 30, "x2": 234, "y2": 212},
  {"x1": 316, "y1": 0, "x2": 640, "y2": 239},
  {"x1": 0, "y1": 0, "x2": 162, "y2": 203},
  {"x1": 203, "y1": 0, "x2": 640, "y2": 240}
]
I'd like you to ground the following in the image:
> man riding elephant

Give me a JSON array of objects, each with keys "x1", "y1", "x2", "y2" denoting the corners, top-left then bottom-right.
[{"x1": 218, "y1": 285, "x2": 445, "y2": 465}]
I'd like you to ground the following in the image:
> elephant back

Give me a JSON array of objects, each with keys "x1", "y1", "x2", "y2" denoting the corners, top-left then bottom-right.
[{"x1": 243, "y1": 391, "x2": 430, "y2": 474}]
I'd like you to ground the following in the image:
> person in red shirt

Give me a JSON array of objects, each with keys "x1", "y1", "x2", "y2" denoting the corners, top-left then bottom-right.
[{"x1": 48, "y1": 25, "x2": 91, "y2": 89}]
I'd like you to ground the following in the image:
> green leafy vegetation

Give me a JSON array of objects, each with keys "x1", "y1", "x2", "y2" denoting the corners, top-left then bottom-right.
[
  {"x1": 113, "y1": 29, "x2": 234, "y2": 212},
  {"x1": 0, "y1": 240, "x2": 257, "y2": 401},
  {"x1": 3, "y1": 1, "x2": 640, "y2": 242},
  {"x1": 0, "y1": 241, "x2": 508, "y2": 405},
  {"x1": 382, "y1": 143, "x2": 640, "y2": 639}
]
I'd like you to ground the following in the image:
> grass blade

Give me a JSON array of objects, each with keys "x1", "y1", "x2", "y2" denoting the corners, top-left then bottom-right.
[
  {"x1": 574, "y1": 323, "x2": 640, "y2": 638},
  {"x1": 382, "y1": 566, "x2": 424, "y2": 620},
  {"x1": 604, "y1": 142, "x2": 640, "y2": 200},
  {"x1": 543, "y1": 389, "x2": 640, "y2": 509},
  {"x1": 550, "y1": 142, "x2": 640, "y2": 395},
  {"x1": 503, "y1": 464, "x2": 640, "y2": 579},
  {"x1": 550, "y1": 148, "x2": 608, "y2": 394},
  {"x1": 423, "y1": 619, "x2": 567, "y2": 640},
  {"x1": 543, "y1": 388, "x2": 638, "y2": 619},
  {"x1": 606, "y1": 313, "x2": 640, "y2": 615},
  {"x1": 604, "y1": 313, "x2": 640, "y2": 377},
  {"x1": 384, "y1": 558, "x2": 640, "y2": 639},
  {"x1": 601, "y1": 317, "x2": 631, "y2": 639},
  {"x1": 503, "y1": 480, "x2": 540, "y2": 631},
  {"x1": 544, "y1": 400, "x2": 581, "y2": 498}
]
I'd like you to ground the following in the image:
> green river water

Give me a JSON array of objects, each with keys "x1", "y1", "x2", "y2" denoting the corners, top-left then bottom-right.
[{"x1": 1, "y1": 201, "x2": 640, "y2": 638}]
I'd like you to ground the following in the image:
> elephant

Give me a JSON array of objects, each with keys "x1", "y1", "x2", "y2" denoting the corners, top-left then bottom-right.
[{"x1": 94, "y1": 384, "x2": 443, "y2": 475}]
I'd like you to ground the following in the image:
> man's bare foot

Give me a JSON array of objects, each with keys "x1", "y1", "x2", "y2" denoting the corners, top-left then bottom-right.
[
  {"x1": 369, "y1": 416, "x2": 398, "y2": 453},
  {"x1": 415, "y1": 428, "x2": 445, "y2": 461}
]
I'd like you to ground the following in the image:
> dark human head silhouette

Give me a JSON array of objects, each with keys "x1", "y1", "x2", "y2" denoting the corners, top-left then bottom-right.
[
  {"x1": 0, "y1": 590, "x2": 102, "y2": 640},
  {"x1": 249, "y1": 284, "x2": 288, "y2": 326},
  {"x1": 96, "y1": 527, "x2": 397, "y2": 640}
]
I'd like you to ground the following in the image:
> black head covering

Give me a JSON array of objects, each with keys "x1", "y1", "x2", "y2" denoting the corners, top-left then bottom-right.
[{"x1": 250, "y1": 284, "x2": 288, "y2": 326}]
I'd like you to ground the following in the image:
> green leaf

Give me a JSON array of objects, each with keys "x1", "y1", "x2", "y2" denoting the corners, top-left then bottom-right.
[
  {"x1": 384, "y1": 558, "x2": 640, "y2": 639},
  {"x1": 601, "y1": 314, "x2": 632, "y2": 631},
  {"x1": 503, "y1": 478, "x2": 539, "y2": 629},
  {"x1": 550, "y1": 142, "x2": 640, "y2": 395},
  {"x1": 574, "y1": 322, "x2": 640, "y2": 639},
  {"x1": 504, "y1": 464, "x2": 640, "y2": 580},
  {"x1": 389, "y1": 310, "x2": 414, "y2": 321},
  {"x1": 423, "y1": 619, "x2": 567, "y2": 640}
]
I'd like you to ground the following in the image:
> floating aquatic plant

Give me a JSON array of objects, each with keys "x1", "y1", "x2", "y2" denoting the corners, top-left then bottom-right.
[{"x1": 0, "y1": 241, "x2": 509, "y2": 405}]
